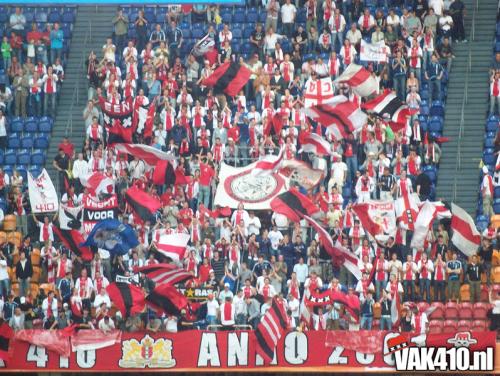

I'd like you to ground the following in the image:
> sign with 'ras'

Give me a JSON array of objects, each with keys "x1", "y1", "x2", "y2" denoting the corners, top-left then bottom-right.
[{"x1": 2, "y1": 330, "x2": 497, "y2": 372}]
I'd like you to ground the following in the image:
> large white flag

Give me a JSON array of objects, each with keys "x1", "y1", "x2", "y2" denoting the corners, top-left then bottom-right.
[
  {"x1": 360, "y1": 40, "x2": 390, "y2": 63},
  {"x1": 156, "y1": 232, "x2": 191, "y2": 261},
  {"x1": 28, "y1": 169, "x2": 59, "y2": 213},
  {"x1": 451, "y1": 203, "x2": 481, "y2": 256}
]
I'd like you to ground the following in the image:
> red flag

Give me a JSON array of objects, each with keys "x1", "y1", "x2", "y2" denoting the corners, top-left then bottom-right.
[
  {"x1": 363, "y1": 89, "x2": 416, "y2": 124},
  {"x1": 253, "y1": 148, "x2": 284, "y2": 175},
  {"x1": 351, "y1": 202, "x2": 383, "y2": 237},
  {"x1": 305, "y1": 289, "x2": 360, "y2": 321},
  {"x1": 124, "y1": 186, "x2": 162, "y2": 223},
  {"x1": 264, "y1": 112, "x2": 284, "y2": 137},
  {"x1": 106, "y1": 282, "x2": 145, "y2": 317},
  {"x1": 334, "y1": 64, "x2": 378, "y2": 97},
  {"x1": 80, "y1": 172, "x2": 114, "y2": 196},
  {"x1": 202, "y1": 62, "x2": 251, "y2": 97},
  {"x1": 53, "y1": 227, "x2": 94, "y2": 261},
  {"x1": 114, "y1": 143, "x2": 176, "y2": 166},
  {"x1": 270, "y1": 188, "x2": 319, "y2": 222},
  {"x1": 143, "y1": 97, "x2": 156, "y2": 139},
  {"x1": 152, "y1": 160, "x2": 176, "y2": 186},
  {"x1": 146, "y1": 284, "x2": 189, "y2": 315}
]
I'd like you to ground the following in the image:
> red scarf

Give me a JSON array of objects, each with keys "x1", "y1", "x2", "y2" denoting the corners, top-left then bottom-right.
[
  {"x1": 249, "y1": 126, "x2": 256, "y2": 146},
  {"x1": 377, "y1": 259, "x2": 385, "y2": 281},
  {"x1": 408, "y1": 157, "x2": 418, "y2": 175},
  {"x1": 243, "y1": 286, "x2": 252, "y2": 298},
  {"x1": 361, "y1": 279, "x2": 369, "y2": 296},
  {"x1": 230, "y1": 246, "x2": 238, "y2": 262},
  {"x1": 223, "y1": 302, "x2": 233, "y2": 321},
  {"x1": 390, "y1": 281, "x2": 398, "y2": 298},
  {"x1": 421, "y1": 261, "x2": 428, "y2": 279},
  {"x1": 213, "y1": 144, "x2": 223, "y2": 162},
  {"x1": 335, "y1": 15, "x2": 341, "y2": 31},
  {"x1": 405, "y1": 263, "x2": 413, "y2": 280},
  {"x1": 329, "y1": 57, "x2": 337, "y2": 76},
  {"x1": 363, "y1": 15, "x2": 370, "y2": 30},
  {"x1": 493, "y1": 79, "x2": 500, "y2": 97},
  {"x1": 16, "y1": 194, "x2": 23, "y2": 215},
  {"x1": 290, "y1": 281, "x2": 299, "y2": 299},
  {"x1": 165, "y1": 111, "x2": 173, "y2": 130},
  {"x1": 58, "y1": 259, "x2": 66, "y2": 278},
  {"x1": 194, "y1": 112, "x2": 202, "y2": 128},
  {"x1": 484, "y1": 174, "x2": 494, "y2": 196},
  {"x1": 283, "y1": 62, "x2": 290, "y2": 82},
  {"x1": 344, "y1": 45, "x2": 351, "y2": 65},
  {"x1": 46, "y1": 76, "x2": 54, "y2": 93},
  {"x1": 414, "y1": 312, "x2": 422, "y2": 334},
  {"x1": 91, "y1": 125, "x2": 99, "y2": 140},
  {"x1": 42, "y1": 223, "x2": 50, "y2": 242},
  {"x1": 395, "y1": 160, "x2": 402, "y2": 175},
  {"x1": 435, "y1": 261, "x2": 444, "y2": 280},
  {"x1": 410, "y1": 46, "x2": 419, "y2": 68},
  {"x1": 191, "y1": 224, "x2": 199, "y2": 243},
  {"x1": 47, "y1": 297, "x2": 53, "y2": 318},
  {"x1": 262, "y1": 285, "x2": 270, "y2": 300}
]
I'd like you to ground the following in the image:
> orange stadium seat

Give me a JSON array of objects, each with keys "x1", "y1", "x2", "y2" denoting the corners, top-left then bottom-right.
[
  {"x1": 31, "y1": 248, "x2": 41, "y2": 266},
  {"x1": 373, "y1": 302, "x2": 381, "y2": 319},
  {"x1": 460, "y1": 284, "x2": 470, "y2": 301},
  {"x1": 7, "y1": 231, "x2": 21, "y2": 247},
  {"x1": 0, "y1": 232, "x2": 6, "y2": 244},
  {"x1": 32, "y1": 266, "x2": 41, "y2": 283},
  {"x1": 493, "y1": 249, "x2": 500, "y2": 266},
  {"x1": 492, "y1": 266, "x2": 500, "y2": 283},
  {"x1": 490, "y1": 215, "x2": 500, "y2": 229}
]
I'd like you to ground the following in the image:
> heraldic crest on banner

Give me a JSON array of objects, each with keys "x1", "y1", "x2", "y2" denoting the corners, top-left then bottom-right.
[{"x1": 119, "y1": 335, "x2": 176, "y2": 368}]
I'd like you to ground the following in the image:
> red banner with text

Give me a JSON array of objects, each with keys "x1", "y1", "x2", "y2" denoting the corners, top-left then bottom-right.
[{"x1": 1, "y1": 330, "x2": 497, "y2": 372}]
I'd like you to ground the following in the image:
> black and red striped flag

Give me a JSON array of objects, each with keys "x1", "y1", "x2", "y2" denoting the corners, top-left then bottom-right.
[
  {"x1": 202, "y1": 62, "x2": 251, "y2": 97},
  {"x1": 0, "y1": 320, "x2": 13, "y2": 361},
  {"x1": 106, "y1": 282, "x2": 145, "y2": 317},
  {"x1": 53, "y1": 227, "x2": 94, "y2": 261},
  {"x1": 107, "y1": 120, "x2": 133, "y2": 145},
  {"x1": 152, "y1": 160, "x2": 189, "y2": 187},
  {"x1": 270, "y1": 187, "x2": 319, "y2": 222},
  {"x1": 255, "y1": 298, "x2": 288, "y2": 363},
  {"x1": 134, "y1": 263, "x2": 193, "y2": 286},
  {"x1": 124, "y1": 186, "x2": 162, "y2": 223},
  {"x1": 146, "y1": 283, "x2": 189, "y2": 315}
]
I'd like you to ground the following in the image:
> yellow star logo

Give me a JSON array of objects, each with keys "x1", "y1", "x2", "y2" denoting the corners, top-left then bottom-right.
[{"x1": 185, "y1": 288, "x2": 195, "y2": 298}]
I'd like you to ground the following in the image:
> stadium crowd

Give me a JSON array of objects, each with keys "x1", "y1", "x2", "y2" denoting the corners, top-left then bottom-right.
[{"x1": 0, "y1": 0, "x2": 499, "y2": 336}]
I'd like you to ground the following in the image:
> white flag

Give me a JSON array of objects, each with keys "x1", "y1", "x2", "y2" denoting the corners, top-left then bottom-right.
[
  {"x1": 28, "y1": 169, "x2": 59, "y2": 213},
  {"x1": 360, "y1": 40, "x2": 390, "y2": 63}
]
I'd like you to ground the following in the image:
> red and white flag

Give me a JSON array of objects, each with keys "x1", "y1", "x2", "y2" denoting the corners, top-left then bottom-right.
[
  {"x1": 80, "y1": 172, "x2": 115, "y2": 197},
  {"x1": 134, "y1": 263, "x2": 193, "y2": 285},
  {"x1": 334, "y1": 64, "x2": 378, "y2": 97},
  {"x1": 252, "y1": 148, "x2": 284, "y2": 176},
  {"x1": 363, "y1": 89, "x2": 415, "y2": 124},
  {"x1": 303, "y1": 95, "x2": 367, "y2": 139},
  {"x1": 71, "y1": 330, "x2": 121, "y2": 352},
  {"x1": 352, "y1": 201, "x2": 396, "y2": 240},
  {"x1": 304, "y1": 77, "x2": 335, "y2": 107},
  {"x1": 395, "y1": 192, "x2": 420, "y2": 231},
  {"x1": 280, "y1": 159, "x2": 324, "y2": 190},
  {"x1": 410, "y1": 200, "x2": 451, "y2": 249},
  {"x1": 451, "y1": 203, "x2": 481, "y2": 256},
  {"x1": 155, "y1": 232, "x2": 190, "y2": 261},
  {"x1": 114, "y1": 143, "x2": 176, "y2": 166},
  {"x1": 299, "y1": 133, "x2": 333, "y2": 156}
]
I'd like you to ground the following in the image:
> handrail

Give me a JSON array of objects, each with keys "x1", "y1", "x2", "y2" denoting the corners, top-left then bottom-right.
[{"x1": 452, "y1": 0, "x2": 477, "y2": 202}]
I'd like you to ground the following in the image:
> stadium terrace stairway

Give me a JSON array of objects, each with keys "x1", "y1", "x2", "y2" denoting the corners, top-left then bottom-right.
[
  {"x1": 46, "y1": 5, "x2": 116, "y2": 190},
  {"x1": 436, "y1": 0, "x2": 496, "y2": 215}
]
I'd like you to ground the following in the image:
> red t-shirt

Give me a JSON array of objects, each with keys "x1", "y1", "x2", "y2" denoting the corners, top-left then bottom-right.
[
  {"x1": 58, "y1": 142, "x2": 74, "y2": 157},
  {"x1": 199, "y1": 163, "x2": 215, "y2": 186}
]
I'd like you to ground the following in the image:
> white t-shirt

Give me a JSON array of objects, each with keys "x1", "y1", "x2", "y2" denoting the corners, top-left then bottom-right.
[
  {"x1": 206, "y1": 299, "x2": 219, "y2": 316},
  {"x1": 268, "y1": 230, "x2": 284, "y2": 250},
  {"x1": 281, "y1": 3, "x2": 297, "y2": 23},
  {"x1": 331, "y1": 162, "x2": 348, "y2": 181}
]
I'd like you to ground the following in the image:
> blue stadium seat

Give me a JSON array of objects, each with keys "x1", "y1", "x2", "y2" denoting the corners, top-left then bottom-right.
[
  {"x1": 243, "y1": 27, "x2": 253, "y2": 39},
  {"x1": 31, "y1": 150, "x2": 46, "y2": 165},
  {"x1": 191, "y1": 28, "x2": 204, "y2": 39},
  {"x1": 181, "y1": 28, "x2": 191, "y2": 39},
  {"x1": 24, "y1": 12, "x2": 34, "y2": 23},
  {"x1": 232, "y1": 28, "x2": 242, "y2": 39},
  {"x1": 0, "y1": 13, "x2": 7, "y2": 23},
  {"x1": 494, "y1": 198, "x2": 500, "y2": 214},
  {"x1": 342, "y1": 186, "x2": 351, "y2": 199},
  {"x1": 429, "y1": 117, "x2": 443, "y2": 133},
  {"x1": 20, "y1": 135, "x2": 34, "y2": 149},
  {"x1": 0, "y1": 198, "x2": 6, "y2": 213},
  {"x1": 221, "y1": 12, "x2": 232, "y2": 24},
  {"x1": 144, "y1": 11, "x2": 156, "y2": 24},
  {"x1": 9, "y1": 117, "x2": 23, "y2": 133},
  {"x1": 62, "y1": 11, "x2": 75, "y2": 23},
  {"x1": 0, "y1": 150, "x2": 3, "y2": 164},
  {"x1": 485, "y1": 137, "x2": 495, "y2": 148},
  {"x1": 247, "y1": 11, "x2": 258, "y2": 24},
  {"x1": 24, "y1": 117, "x2": 38, "y2": 132},
  {"x1": 3, "y1": 150, "x2": 16, "y2": 165},
  {"x1": 486, "y1": 119, "x2": 498, "y2": 132},
  {"x1": 7, "y1": 134, "x2": 21, "y2": 149},
  {"x1": 232, "y1": 41, "x2": 241, "y2": 54},
  {"x1": 17, "y1": 149, "x2": 31, "y2": 165},
  {"x1": 423, "y1": 165, "x2": 437, "y2": 183},
  {"x1": 430, "y1": 101, "x2": 445, "y2": 117},
  {"x1": 419, "y1": 101, "x2": 429, "y2": 116},
  {"x1": 258, "y1": 11, "x2": 267, "y2": 23},
  {"x1": 35, "y1": 11, "x2": 48, "y2": 23},
  {"x1": 38, "y1": 117, "x2": 53, "y2": 133},
  {"x1": 495, "y1": 185, "x2": 500, "y2": 199},
  {"x1": 34, "y1": 135, "x2": 49, "y2": 149},
  {"x1": 233, "y1": 12, "x2": 246, "y2": 24},
  {"x1": 483, "y1": 148, "x2": 496, "y2": 165},
  {"x1": 48, "y1": 11, "x2": 61, "y2": 23}
]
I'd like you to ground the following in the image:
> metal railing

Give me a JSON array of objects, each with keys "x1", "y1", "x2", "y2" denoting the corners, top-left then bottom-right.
[{"x1": 452, "y1": 0, "x2": 478, "y2": 202}]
